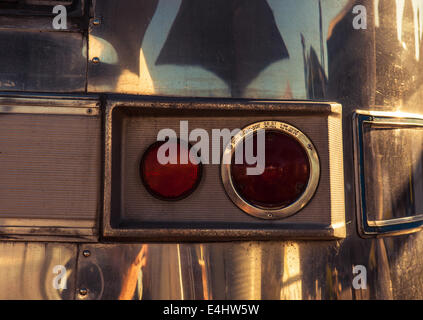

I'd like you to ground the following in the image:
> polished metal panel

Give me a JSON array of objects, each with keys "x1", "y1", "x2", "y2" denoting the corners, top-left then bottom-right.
[
  {"x1": 0, "y1": 0, "x2": 88, "y2": 81},
  {"x1": 0, "y1": 95, "x2": 101, "y2": 241},
  {"x1": 221, "y1": 120, "x2": 320, "y2": 220},
  {"x1": 354, "y1": 111, "x2": 423, "y2": 237},
  {"x1": 103, "y1": 100, "x2": 345, "y2": 240},
  {"x1": 87, "y1": 0, "x2": 349, "y2": 99},
  {"x1": 75, "y1": 242, "x2": 318, "y2": 300},
  {"x1": 74, "y1": 237, "x2": 423, "y2": 300},
  {"x1": 0, "y1": 242, "x2": 76, "y2": 300},
  {"x1": 85, "y1": 0, "x2": 423, "y2": 112},
  {"x1": 0, "y1": 29, "x2": 86, "y2": 92},
  {"x1": 0, "y1": 230, "x2": 389, "y2": 300}
]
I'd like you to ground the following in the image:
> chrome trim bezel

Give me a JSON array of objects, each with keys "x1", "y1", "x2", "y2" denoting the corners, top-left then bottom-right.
[
  {"x1": 103, "y1": 99, "x2": 345, "y2": 241},
  {"x1": 221, "y1": 121, "x2": 320, "y2": 220},
  {"x1": 353, "y1": 110, "x2": 423, "y2": 237},
  {"x1": 0, "y1": 105, "x2": 99, "y2": 116}
]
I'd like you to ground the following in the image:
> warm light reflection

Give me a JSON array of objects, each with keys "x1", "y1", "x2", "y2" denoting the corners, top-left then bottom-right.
[
  {"x1": 395, "y1": 0, "x2": 423, "y2": 59},
  {"x1": 366, "y1": 110, "x2": 423, "y2": 119},
  {"x1": 118, "y1": 245, "x2": 148, "y2": 300},
  {"x1": 374, "y1": 0, "x2": 380, "y2": 27},
  {"x1": 280, "y1": 243, "x2": 302, "y2": 300},
  {"x1": 86, "y1": 35, "x2": 118, "y2": 64},
  {"x1": 411, "y1": 0, "x2": 423, "y2": 60},
  {"x1": 198, "y1": 245, "x2": 210, "y2": 300},
  {"x1": 396, "y1": 0, "x2": 406, "y2": 47},
  {"x1": 86, "y1": 36, "x2": 155, "y2": 93},
  {"x1": 231, "y1": 243, "x2": 262, "y2": 299},
  {"x1": 116, "y1": 49, "x2": 155, "y2": 94}
]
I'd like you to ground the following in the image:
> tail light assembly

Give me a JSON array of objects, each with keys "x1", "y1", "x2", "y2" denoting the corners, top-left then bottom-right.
[
  {"x1": 221, "y1": 121, "x2": 320, "y2": 220},
  {"x1": 104, "y1": 99, "x2": 345, "y2": 241}
]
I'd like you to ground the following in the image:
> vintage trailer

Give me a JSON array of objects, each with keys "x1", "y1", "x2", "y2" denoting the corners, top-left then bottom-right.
[{"x1": 0, "y1": 0, "x2": 422, "y2": 300}]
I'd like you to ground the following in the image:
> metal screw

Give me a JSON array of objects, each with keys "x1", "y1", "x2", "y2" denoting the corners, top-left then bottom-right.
[
  {"x1": 79, "y1": 288, "x2": 88, "y2": 296},
  {"x1": 86, "y1": 108, "x2": 92, "y2": 114},
  {"x1": 92, "y1": 57, "x2": 100, "y2": 64},
  {"x1": 267, "y1": 213, "x2": 273, "y2": 218},
  {"x1": 82, "y1": 250, "x2": 91, "y2": 257},
  {"x1": 92, "y1": 18, "x2": 101, "y2": 26},
  {"x1": 307, "y1": 144, "x2": 312, "y2": 150}
]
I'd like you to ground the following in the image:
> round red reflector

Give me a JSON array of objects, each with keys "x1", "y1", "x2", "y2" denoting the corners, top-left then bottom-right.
[
  {"x1": 230, "y1": 130, "x2": 310, "y2": 208},
  {"x1": 140, "y1": 140, "x2": 202, "y2": 200}
]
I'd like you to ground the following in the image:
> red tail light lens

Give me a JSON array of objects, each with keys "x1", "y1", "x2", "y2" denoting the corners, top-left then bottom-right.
[
  {"x1": 221, "y1": 121, "x2": 320, "y2": 220},
  {"x1": 140, "y1": 140, "x2": 202, "y2": 200},
  {"x1": 230, "y1": 131, "x2": 310, "y2": 208}
]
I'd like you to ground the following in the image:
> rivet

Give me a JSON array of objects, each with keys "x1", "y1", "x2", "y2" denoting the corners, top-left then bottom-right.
[
  {"x1": 92, "y1": 18, "x2": 101, "y2": 26},
  {"x1": 86, "y1": 108, "x2": 92, "y2": 114},
  {"x1": 267, "y1": 213, "x2": 273, "y2": 218},
  {"x1": 307, "y1": 144, "x2": 312, "y2": 150},
  {"x1": 92, "y1": 57, "x2": 100, "y2": 64},
  {"x1": 82, "y1": 250, "x2": 91, "y2": 257},
  {"x1": 79, "y1": 288, "x2": 88, "y2": 296}
]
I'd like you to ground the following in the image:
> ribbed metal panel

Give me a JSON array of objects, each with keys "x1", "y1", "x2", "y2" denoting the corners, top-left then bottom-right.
[{"x1": 0, "y1": 99, "x2": 101, "y2": 240}]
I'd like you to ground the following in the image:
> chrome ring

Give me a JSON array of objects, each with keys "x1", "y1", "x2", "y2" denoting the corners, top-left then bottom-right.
[{"x1": 221, "y1": 121, "x2": 320, "y2": 220}]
